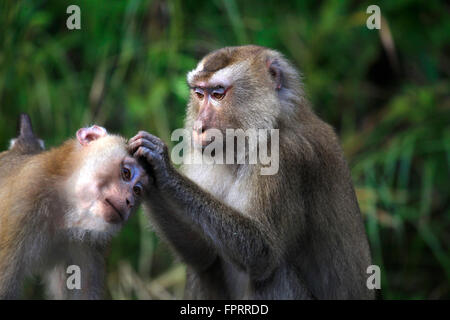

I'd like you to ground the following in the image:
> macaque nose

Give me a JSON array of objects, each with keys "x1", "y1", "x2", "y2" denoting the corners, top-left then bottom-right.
[
  {"x1": 195, "y1": 104, "x2": 216, "y2": 134},
  {"x1": 126, "y1": 197, "x2": 134, "y2": 209}
]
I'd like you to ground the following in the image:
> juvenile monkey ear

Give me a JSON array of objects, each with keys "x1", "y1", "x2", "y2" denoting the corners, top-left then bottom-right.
[
  {"x1": 268, "y1": 59, "x2": 283, "y2": 90},
  {"x1": 76, "y1": 125, "x2": 107, "y2": 146}
]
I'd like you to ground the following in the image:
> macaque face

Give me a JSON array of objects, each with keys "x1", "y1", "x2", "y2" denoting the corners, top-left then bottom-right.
[
  {"x1": 88, "y1": 154, "x2": 148, "y2": 225},
  {"x1": 189, "y1": 85, "x2": 231, "y2": 148},
  {"x1": 188, "y1": 61, "x2": 239, "y2": 148},
  {"x1": 186, "y1": 46, "x2": 279, "y2": 149},
  {"x1": 66, "y1": 126, "x2": 149, "y2": 239}
]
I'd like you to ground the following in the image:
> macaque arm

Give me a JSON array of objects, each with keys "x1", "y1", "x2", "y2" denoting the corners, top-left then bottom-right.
[
  {"x1": 143, "y1": 192, "x2": 218, "y2": 272},
  {"x1": 130, "y1": 132, "x2": 279, "y2": 280},
  {"x1": 165, "y1": 169, "x2": 279, "y2": 281}
]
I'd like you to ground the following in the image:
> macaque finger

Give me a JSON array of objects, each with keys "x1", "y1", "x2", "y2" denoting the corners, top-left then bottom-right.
[
  {"x1": 129, "y1": 138, "x2": 158, "y2": 156},
  {"x1": 129, "y1": 134, "x2": 156, "y2": 152},
  {"x1": 133, "y1": 146, "x2": 155, "y2": 164},
  {"x1": 129, "y1": 131, "x2": 152, "y2": 144},
  {"x1": 128, "y1": 133, "x2": 142, "y2": 144},
  {"x1": 129, "y1": 131, "x2": 164, "y2": 148}
]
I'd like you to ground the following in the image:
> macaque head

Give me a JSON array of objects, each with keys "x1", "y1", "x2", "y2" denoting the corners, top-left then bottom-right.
[
  {"x1": 186, "y1": 45, "x2": 302, "y2": 148},
  {"x1": 65, "y1": 125, "x2": 149, "y2": 240}
]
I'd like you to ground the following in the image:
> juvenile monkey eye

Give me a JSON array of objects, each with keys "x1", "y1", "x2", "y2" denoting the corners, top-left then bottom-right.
[
  {"x1": 122, "y1": 167, "x2": 131, "y2": 181},
  {"x1": 194, "y1": 88, "x2": 204, "y2": 99},
  {"x1": 133, "y1": 185, "x2": 142, "y2": 196}
]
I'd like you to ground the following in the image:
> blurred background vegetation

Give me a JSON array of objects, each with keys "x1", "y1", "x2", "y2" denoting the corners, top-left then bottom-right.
[{"x1": 0, "y1": 0, "x2": 449, "y2": 299}]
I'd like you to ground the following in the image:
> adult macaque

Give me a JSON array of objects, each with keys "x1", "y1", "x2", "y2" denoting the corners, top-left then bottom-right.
[
  {"x1": 130, "y1": 45, "x2": 374, "y2": 299},
  {"x1": 0, "y1": 114, "x2": 149, "y2": 299}
]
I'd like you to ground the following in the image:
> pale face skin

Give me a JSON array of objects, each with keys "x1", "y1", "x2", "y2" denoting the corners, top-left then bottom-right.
[
  {"x1": 81, "y1": 155, "x2": 148, "y2": 225},
  {"x1": 67, "y1": 127, "x2": 149, "y2": 236},
  {"x1": 190, "y1": 85, "x2": 230, "y2": 148}
]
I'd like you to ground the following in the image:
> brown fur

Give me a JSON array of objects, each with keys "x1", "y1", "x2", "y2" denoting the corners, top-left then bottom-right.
[
  {"x1": 0, "y1": 139, "x2": 82, "y2": 298},
  {"x1": 190, "y1": 45, "x2": 266, "y2": 83},
  {"x1": 0, "y1": 120, "x2": 143, "y2": 299}
]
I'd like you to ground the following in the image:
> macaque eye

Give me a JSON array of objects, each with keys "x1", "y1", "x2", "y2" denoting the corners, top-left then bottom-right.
[
  {"x1": 194, "y1": 88, "x2": 204, "y2": 99},
  {"x1": 133, "y1": 185, "x2": 142, "y2": 196},
  {"x1": 122, "y1": 167, "x2": 131, "y2": 181},
  {"x1": 212, "y1": 87, "x2": 225, "y2": 100}
]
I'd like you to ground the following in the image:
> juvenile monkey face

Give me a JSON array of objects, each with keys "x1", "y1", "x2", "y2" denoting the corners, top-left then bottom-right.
[
  {"x1": 86, "y1": 155, "x2": 147, "y2": 222},
  {"x1": 66, "y1": 128, "x2": 149, "y2": 240}
]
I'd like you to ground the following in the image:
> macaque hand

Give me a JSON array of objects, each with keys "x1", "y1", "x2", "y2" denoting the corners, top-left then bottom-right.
[{"x1": 128, "y1": 131, "x2": 173, "y2": 189}]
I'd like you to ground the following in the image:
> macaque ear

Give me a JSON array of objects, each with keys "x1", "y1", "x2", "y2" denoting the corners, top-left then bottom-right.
[
  {"x1": 18, "y1": 113, "x2": 36, "y2": 139},
  {"x1": 267, "y1": 59, "x2": 283, "y2": 90},
  {"x1": 76, "y1": 125, "x2": 107, "y2": 146}
]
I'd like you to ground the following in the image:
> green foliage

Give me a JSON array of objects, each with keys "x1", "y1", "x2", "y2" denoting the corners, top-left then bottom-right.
[{"x1": 0, "y1": 0, "x2": 448, "y2": 299}]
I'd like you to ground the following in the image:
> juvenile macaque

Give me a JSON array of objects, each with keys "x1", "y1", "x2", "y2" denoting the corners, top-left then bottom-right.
[
  {"x1": 130, "y1": 45, "x2": 374, "y2": 299},
  {"x1": 0, "y1": 114, "x2": 148, "y2": 299}
]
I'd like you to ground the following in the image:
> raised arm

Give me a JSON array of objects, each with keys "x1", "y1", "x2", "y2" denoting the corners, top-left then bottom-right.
[{"x1": 129, "y1": 131, "x2": 279, "y2": 280}]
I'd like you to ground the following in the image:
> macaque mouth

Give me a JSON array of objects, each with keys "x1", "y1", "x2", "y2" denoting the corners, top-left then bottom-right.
[
  {"x1": 193, "y1": 130, "x2": 216, "y2": 149},
  {"x1": 105, "y1": 198, "x2": 124, "y2": 222}
]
